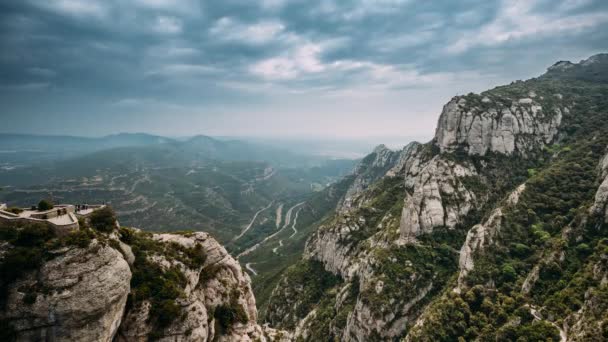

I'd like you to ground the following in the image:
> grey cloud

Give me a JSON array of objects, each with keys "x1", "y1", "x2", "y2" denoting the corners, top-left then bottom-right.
[{"x1": 0, "y1": 0, "x2": 607, "y2": 138}]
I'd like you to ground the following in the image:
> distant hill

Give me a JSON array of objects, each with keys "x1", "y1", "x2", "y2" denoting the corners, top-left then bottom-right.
[
  {"x1": 0, "y1": 133, "x2": 343, "y2": 169},
  {"x1": 0, "y1": 133, "x2": 174, "y2": 165},
  {"x1": 0, "y1": 132, "x2": 172, "y2": 152}
]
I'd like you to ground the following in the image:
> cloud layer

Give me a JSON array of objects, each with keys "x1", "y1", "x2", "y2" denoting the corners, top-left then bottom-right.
[{"x1": 1, "y1": 0, "x2": 607, "y2": 138}]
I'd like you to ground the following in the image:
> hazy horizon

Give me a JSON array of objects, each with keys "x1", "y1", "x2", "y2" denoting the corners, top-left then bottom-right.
[{"x1": 0, "y1": 131, "x2": 432, "y2": 159}]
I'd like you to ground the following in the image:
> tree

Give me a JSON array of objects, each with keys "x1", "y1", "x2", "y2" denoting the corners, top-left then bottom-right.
[
  {"x1": 89, "y1": 206, "x2": 117, "y2": 232},
  {"x1": 37, "y1": 199, "x2": 54, "y2": 211}
]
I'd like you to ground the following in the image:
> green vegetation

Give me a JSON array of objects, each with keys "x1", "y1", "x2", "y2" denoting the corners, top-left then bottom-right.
[
  {"x1": 265, "y1": 260, "x2": 360, "y2": 341},
  {"x1": 37, "y1": 199, "x2": 53, "y2": 211},
  {"x1": 407, "y1": 70, "x2": 608, "y2": 341},
  {"x1": 89, "y1": 206, "x2": 118, "y2": 232},
  {"x1": 4, "y1": 207, "x2": 23, "y2": 214},
  {"x1": 120, "y1": 227, "x2": 209, "y2": 337},
  {"x1": 265, "y1": 260, "x2": 341, "y2": 330},
  {"x1": 214, "y1": 290, "x2": 249, "y2": 334},
  {"x1": 0, "y1": 221, "x2": 98, "y2": 310},
  {"x1": 407, "y1": 286, "x2": 561, "y2": 341},
  {"x1": 362, "y1": 229, "x2": 462, "y2": 320},
  {"x1": 252, "y1": 175, "x2": 358, "y2": 314}
]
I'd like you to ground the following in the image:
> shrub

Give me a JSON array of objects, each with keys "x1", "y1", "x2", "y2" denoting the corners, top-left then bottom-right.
[
  {"x1": 501, "y1": 264, "x2": 517, "y2": 282},
  {"x1": 37, "y1": 200, "x2": 54, "y2": 211},
  {"x1": 64, "y1": 228, "x2": 94, "y2": 248},
  {"x1": 214, "y1": 301, "x2": 248, "y2": 333},
  {"x1": 0, "y1": 222, "x2": 55, "y2": 308},
  {"x1": 152, "y1": 299, "x2": 182, "y2": 328},
  {"x1": 89, "y1": 206, "x2": 117, "y2": 233},
  {"x1": 5, "y1": 207, "x2": 23, "y2": 214},
  {"x1": 124, "y1": 229, "x2": 190, "y2": 337},
  {"x1": 511, "y1": 243, "x2": 531, "y2": 257},
  {"x1": 15, "y1": 223, "x2": 55, "y2": 247},
  {"x1": 575, "y1": 243, "x2": 592, "y2": 256}
]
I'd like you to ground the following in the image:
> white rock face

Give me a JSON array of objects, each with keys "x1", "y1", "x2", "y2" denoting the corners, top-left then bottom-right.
[
  {"x1": 590, "y1": 148, "x2": 608, "y2": 222},
  {"x1": 304, "y1": 219, "x2": 362, "y2": 279},
  {"x1": 435, "y1": 95, "x2": 564, "y2": 156},
  {"x1": 2, "y1": 241, "x2": 132, "y2": 342},
  {"x1": 340, "y1": 145, "x2": 400, "y2": 212},
  {"x1": 566, "y1": 251, "x2": 608, "y2": 341},
  {"x1": 343, "y1": 275, "x2": 433, "y2": 341},
  {"x1": 118, "y1": 232, "x2": 289, "y2": 342},
  {"x1": 1, "y1": 229, "x2": 290, "y2": 342},
  {"x1": 385, "y1": 142, "x2": 421, "y2": 177},
  {"x1": 306, "y1": 143, "x2": 424, "y2": 278},
  {"x1": 399, "y1": 156, "x2": 477, "y2": 242},
  {"x1": 455, "y1": 184, "x2": 526, "y2": 291}
]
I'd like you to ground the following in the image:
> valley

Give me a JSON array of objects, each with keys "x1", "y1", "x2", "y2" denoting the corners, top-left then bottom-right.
[{"x1": 0, "y1": 135, "x2": 357, "y2": 305}]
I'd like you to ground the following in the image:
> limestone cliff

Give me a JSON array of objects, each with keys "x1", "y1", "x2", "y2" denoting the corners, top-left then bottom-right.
[
  {"x1": 339, "y1": 144, "x2": 404, "y2": 212},
  {"x1": 1, "y1": 241, "x2": 131, "y2": 342},
  {"x1": 435, "y1": 93, "x2": 565, "y2": 156},
  {"x1": 0, "y1": 220, "x2": 289, "y2": 341},
  {"x1": 590, "y1": 147, "x2": 608, "y2": 223},
  {"x1": 265, "y1": 54, "x2": 608, "y2": 341}
]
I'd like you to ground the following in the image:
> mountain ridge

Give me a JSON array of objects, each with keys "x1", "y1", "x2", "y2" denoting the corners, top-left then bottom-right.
[{"x1": 263, "y1": 53, "x2": 608, "y2": 341}]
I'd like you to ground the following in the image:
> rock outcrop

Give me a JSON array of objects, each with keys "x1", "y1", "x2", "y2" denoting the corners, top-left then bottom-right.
[
  {"x1": 456, "y1": 184, "x2": 526, "y2": 292},
  {"x1": 2, "y1": 241, "x2": 131, "y2": 342},
  {"x1": 434, "y1": 94, "x2": 564, "y2": 156},
  {"x1": 1, "y1": 225, "x2": 290, "y2": 342},
  {"x1": 399, "y1": 156, "x2": 478, "y2": 242},
  {"x1": 339, "y1": 144, "x2": 401, "y2": 212},
  {"x1": 265, "y1": 54, "x2": 608, "y2": 341},
  {"x1": 118, "y1": 232, "x2": 286, "y2": 342},
  {"x1": 590, "y1": 147, "x2": 608, "y2": 222}
]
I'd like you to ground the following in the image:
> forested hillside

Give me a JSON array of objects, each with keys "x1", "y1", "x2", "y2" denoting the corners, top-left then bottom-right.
[{"x1": 264, "y1": 54, "x2": 608, "y2": 341}]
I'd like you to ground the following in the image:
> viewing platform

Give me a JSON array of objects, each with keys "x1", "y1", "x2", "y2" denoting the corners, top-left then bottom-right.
[{"x1": 0, "y1": 203, "x2": 106, "y2": 234}]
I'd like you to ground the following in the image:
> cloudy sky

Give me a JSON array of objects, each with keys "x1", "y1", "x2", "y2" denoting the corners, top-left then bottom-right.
[{"x1": 1, "y1": 0, "x2": 607, "y2": 139}]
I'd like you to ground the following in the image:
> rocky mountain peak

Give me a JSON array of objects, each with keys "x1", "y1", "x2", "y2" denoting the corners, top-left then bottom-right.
[
  {"x1": 547, "y1": 60, "x2": 575, "y2": 71},
  {"x1": 542, "y1": 53, "x2": 608, "y2": 82},
  {"x1": 580, "y1": 53, "x2": 608, "y2": 66},
  {"x1": 372, "y1": 144, "x2": 389, "y2": 153},
  {"x1": 434, "y1": 94, "x2": 564, "y2": 156}
]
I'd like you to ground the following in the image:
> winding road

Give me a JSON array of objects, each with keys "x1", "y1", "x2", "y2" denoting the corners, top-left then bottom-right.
[
  {"x1": 288, "y1": 207, "x2": 303, "y2": 239},
  {"x1": 281, "y1": 202, "x2": 302, "y2": 230},
  {"x1": 236, "y1": 202, "x2": 305, "y2": 259},
  {"x1": 233, "y1": 201, "x2": 274, "y2": 241},
  {"x1": 272, "y1": 240, "x2": 283, "y2": 255},
  {"x1": 245, "y1": 262, "x2": 258, "y2": 276}
]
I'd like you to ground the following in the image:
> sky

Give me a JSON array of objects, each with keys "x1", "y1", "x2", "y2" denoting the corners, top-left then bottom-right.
[{"x1": 1, "y1": 0, "x2": 608, "y2": 140}]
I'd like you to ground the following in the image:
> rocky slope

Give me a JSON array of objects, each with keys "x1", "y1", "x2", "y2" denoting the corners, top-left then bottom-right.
[
  {"x1": 2, "y1": 240, "x2": 131, "y2": 341},
  {"x1": 264, "y1": 54, "x2": 608, "y2": 341},
  {"x1": 0, "y1": 212, "x2": 290, "y2": 341}
]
